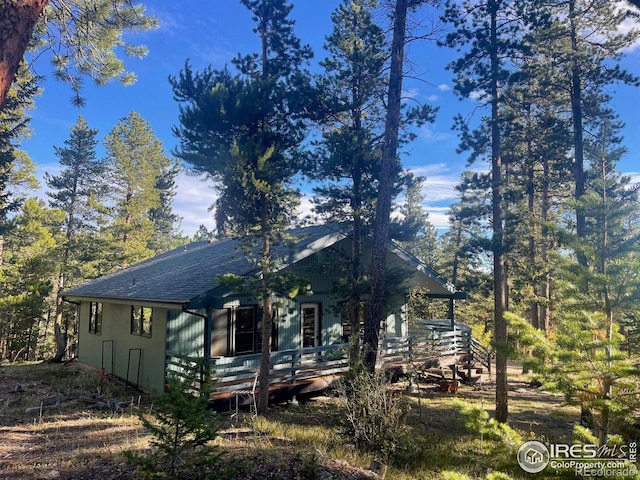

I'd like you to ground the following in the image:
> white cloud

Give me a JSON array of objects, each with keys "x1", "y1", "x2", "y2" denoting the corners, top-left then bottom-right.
[
  {"x1": 419, "y1": 125, "x2": 451, "y2": 143},
  {"x1": 423, "y1": 206, "x2": 450, "y2": 229},
  {"x1": 469, "y1": 89, "x2": 486, "y2": 101},
  {"x1": 295, "y1": 194, "x2": 315, "y2": 222},
  {"x1": 152, "y1": 9, "x2": 182, "y2": 36},
  {"x1": 616, "y1": 2, "x2": 640, "y2": 52},
  {"x1": 410, "y1": 163, "x2": 450, "y2": 176},
  {"x1": 173, "y1": 171, "x2": 216, "y2": 236},
  {"x1": 408, "y1": 164, "x2": 460, "y2": 203},
  {"x1": 437, "y1": 83, "x2": 451, "y2": 92},
  {"x1": 172, "y1": 180, "x2": 325, "y2": 235}
]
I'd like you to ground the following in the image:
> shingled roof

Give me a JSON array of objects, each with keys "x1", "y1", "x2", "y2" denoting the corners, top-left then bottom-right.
[
  {"x1": 62, "y1": 223, "x2": 459, "y2": 306},
  {"x1": 62, "y1": 224, "x2": 349, "y2": 306}
]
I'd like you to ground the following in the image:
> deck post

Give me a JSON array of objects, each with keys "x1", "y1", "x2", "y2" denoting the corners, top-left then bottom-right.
[
  {"x1": 406, "y1": 336, "x2": 417, "y2": 393},
  {"x1": 448, "y1": 298, "x2": 455, "y2": 330}
]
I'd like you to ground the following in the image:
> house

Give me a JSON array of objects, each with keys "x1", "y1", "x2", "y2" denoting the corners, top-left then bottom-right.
[{"x1": 62, "y1": 224, "x2": 468, "y2": 402}]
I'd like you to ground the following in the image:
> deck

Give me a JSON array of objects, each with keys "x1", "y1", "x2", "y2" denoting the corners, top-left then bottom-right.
[{"x1": 165, "y1": 320, "x2": 491, "y2": 410}]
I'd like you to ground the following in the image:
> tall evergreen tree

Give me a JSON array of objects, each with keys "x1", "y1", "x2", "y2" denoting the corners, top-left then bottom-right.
[
  {"x1": 552, "y1": 117, "x2": 640, "y2": 445},
  {"x1": 497, "y1": 74, "x2": 572, "y2": 336},
  {"x1": 45, "y1": 115, "x2": 105, "y2": 362},
  {"x1": 148, "y1": 161, "x2": 184, "y2": 254},
  {"x1": 0, "y1": 63, "x2": 40, "y2": 359},
  {"x1": 365, "y1": 0, "x2": 408, "y2": 370},
  {"x1": 171, "y1": 0, "x2": 313, "y2": 415},
  {"x1": 310, "y1": 0, "x2": 387, "y2": 362},
  {"x1": 397, "y1": 175, "x2": 439, "y2": 268},
  {"x1": 0, "y1": 62, "x2": 40, "y2": 266},
  {"x1": 441, "y1": 0, "x2": 525, "y2": 423},
  {"x1": 103, "y1": 111, "x2": 177, "y2": 269},
  {"x1": 0, "y1": 198, "x2": 64, "y2": 361},
  {"x1": 529, "y1": 0, "x2": 639, "y2": 265}
]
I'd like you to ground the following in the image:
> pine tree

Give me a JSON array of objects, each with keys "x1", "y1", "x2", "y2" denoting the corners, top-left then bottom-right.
[
  {"x1": 103, "y1": 111, "x2": 177, "y2": 269},
  {"x1": 528, "y1": 0, "x2": 639, "y2": 265},
  {"x1": 171, "y1": 0, "x2": 314, "y2": 415},
  {"x1": 0, "y1": 0, "x2": 157, "y2": 107},
  {"x1": 192, "y1": 224, "x2": 213, "y2": 243},
  {"x1": 46, "y1": 115, "x2": 105, "y2": 361},
  {"x1": 496, "y1": 74, "x2": 572, "y2": 336},
  {"x1": 437, "y1": 172, "x2": 494, "y2": 335},
  {"x1": 148, "y1": 162, "x2": 184, "y2": 254},
  {"x1": 0, "y1": 199, "x2": 64, "y2": 361},
  {"x1": 310, "y1": 0, "x2": 387, "y2": 362},
  {"x1": 0, "y1": 63, "x2": 40, "y2": 359},
  {"x1": 553, "y1": 116, "x2": 640, "y2": 446},
  {"x1": 441, "y1": 0, "x2": 526, "y2": 423},
  {"x1": 396, "y1": 175, "x2": 439, "y2": 267},
  {"x1": 126, "y1": 360, "x2": 224, "y2": 479},
  {"x1": 366, "y1": 0, "x2": 417, "y2": 371},
  {"x1": 0, "y1": 62, "x2": 40, "y2": 266}
]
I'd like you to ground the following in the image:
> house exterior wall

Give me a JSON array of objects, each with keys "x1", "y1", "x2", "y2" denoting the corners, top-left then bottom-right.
[
  {"x1": 384, "y1": 303, "x2": 408, "y2": 338},
  {"x1": 165, "y1": 308, "x2": 229, "y2": 358},
  {"x1": 277, "y1": 293, "x2": 342, "y2": 350},
  {"x1": 166, "y1": 309, "x2": 205, "y2": 358},
  {"x1": 207, "y1": 281, "x2": 407, "y2": 354},
  {"x1": 77, "y1": 301, "x2": 168, "y2": 393}
]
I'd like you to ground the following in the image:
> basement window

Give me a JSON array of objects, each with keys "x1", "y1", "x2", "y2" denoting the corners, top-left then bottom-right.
[
  {"x1": 89, "y1": 302, "x2": 102, "y2": 335},
  {"x1": 131, "y1": 306, "x2": 152, "y2": 337}
]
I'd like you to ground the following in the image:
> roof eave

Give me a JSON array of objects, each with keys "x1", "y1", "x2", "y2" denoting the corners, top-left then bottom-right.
[{"x1": 62, "y1": 293, "x2": 190, "y2": 309}]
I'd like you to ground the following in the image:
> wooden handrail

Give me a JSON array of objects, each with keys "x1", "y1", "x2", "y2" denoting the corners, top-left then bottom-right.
[{"x1": 165, "y1": 319, "x2": 482, "y2": 394}]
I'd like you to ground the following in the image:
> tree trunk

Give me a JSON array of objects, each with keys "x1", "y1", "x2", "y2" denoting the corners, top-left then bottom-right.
[
  {"x1": 527, "y1": 136, "x2": 539, "y2": 331},
  {"x1": 51, "y1": 270, "x2": 67, "y2": 362},
  {"x1": 489, "y1": 0, "x2": 508, "y2": 424},
  {"x1": 257, "y1": 194, "x2": 272, "y2": 416},
  {"x1": 364, "y1": 0, "x2": 407, "y2": 371},
  {"x1": 0, "y1": 0, "x2": 48, "y2": 108},
  {"x1": 349, "y1": 194, "x2": 363, "y2": 365},
  {"x1": 569, "y1": 0, "x2": 587, "y2": 266},
  {"x1": 539, "y1": 153, "x2": 551, "y2": 335}
]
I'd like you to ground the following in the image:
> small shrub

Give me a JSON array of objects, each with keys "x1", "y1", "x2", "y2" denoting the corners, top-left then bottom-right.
[
  {"x1": 440, "y1": 472, "x2": 472, "y2": 480},
  {"x1": 299, "y1": 451, "x2": 319, "y2": 480},
  {"x1": 125, "y1": 359, "x2": 224, "y2": 479},
  {"x1": 333, "y1": 357, "x2": 408, "y2": 460},
  {"x1": 453, "y1": 399, "x2": 522, "y2": 449},
  {"x1": 485, "y1": 473, "x2": 514, "y2": 480},
  {"x1": 453, "y1": 400, "x2": 522, "y2": 477}
]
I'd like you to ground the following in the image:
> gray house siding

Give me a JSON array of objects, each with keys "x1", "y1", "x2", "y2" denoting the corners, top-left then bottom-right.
[
  {"x1": 166, "y1": 309, "x2": 205, "y2": 358},
  {"x1": 278, "y1": 293, "x2": 341, "y2": 350}
]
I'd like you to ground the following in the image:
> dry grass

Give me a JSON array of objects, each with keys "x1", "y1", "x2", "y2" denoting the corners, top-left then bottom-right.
[{"x1": 0, "y1": 361, "x2": 583, "y2": 479}]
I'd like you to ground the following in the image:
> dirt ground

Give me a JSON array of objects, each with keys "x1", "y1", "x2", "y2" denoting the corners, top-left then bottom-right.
[{"x1": 0, "y1": 360, "x2": 580, "y2": 480}]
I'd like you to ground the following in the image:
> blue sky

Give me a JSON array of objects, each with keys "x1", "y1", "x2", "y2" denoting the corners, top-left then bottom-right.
[{"x1": 22, "y1": 1, "x2": 640, "y2": 236}]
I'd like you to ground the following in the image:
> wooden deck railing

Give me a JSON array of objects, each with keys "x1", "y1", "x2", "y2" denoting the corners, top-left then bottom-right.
[
  {"x1": 165, "y1": 319, "x2": 489, "y2": 397},
  {"x1": 166, "y1": 343, "x2": 351, "y2": 395}
]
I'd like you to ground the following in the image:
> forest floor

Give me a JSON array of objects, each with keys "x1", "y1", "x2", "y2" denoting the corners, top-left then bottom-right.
[{"x1": 0, "y1": 360, "x2": 585, "y2": 480}]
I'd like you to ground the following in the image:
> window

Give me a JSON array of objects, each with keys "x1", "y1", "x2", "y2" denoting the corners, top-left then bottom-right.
[
  {"x1": 301, "y1": 303, "x2": 320, "y2": 348},
  {"x1": 89, "y1": 302, "x2": 102, "y2": 335},
  {"x1": 232, "y1": 306, "x2": 277, "y2": 356},
  {"x1": 341, "y1": 302, "x2": 364, "y2": 343},
  {"x1": 234, "y1": 307, "x2": 255, "y2": 355},
  {"x1": 131, "y1": 306, "x2": 152, "y2": 337}
]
